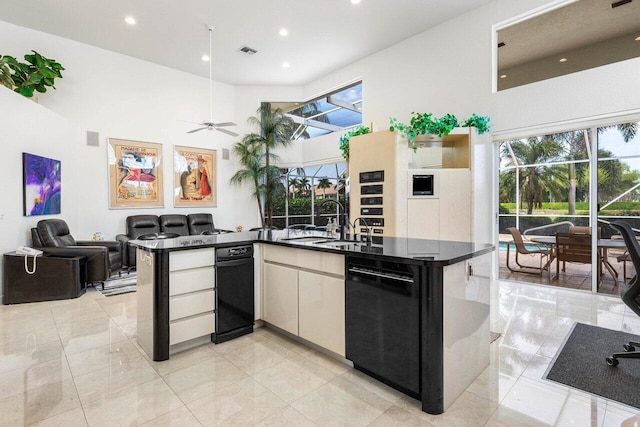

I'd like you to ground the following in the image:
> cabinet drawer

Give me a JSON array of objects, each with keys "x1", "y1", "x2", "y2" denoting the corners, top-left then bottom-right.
[
  {"x1": 170, "y1": 312, "x2": 215, "y2": 345},
  {"x1": 169, "y1": 267, "x2": 215, "y2": 296},
  {"x1": 263, "y1": 245, "x2": 299, "y2": 265},
  {"x1": 169, "y1": 249, "x2": 215, "y2": 271},
  {"x1": 263, "y1": 245, "x2": 345, "y2": 277},
  {"x1": 169, "y1": 289, "x2": 215, "y2": 321},
  {"x1": 297, "y1": 251, "x2": 344, "y2": 277}
]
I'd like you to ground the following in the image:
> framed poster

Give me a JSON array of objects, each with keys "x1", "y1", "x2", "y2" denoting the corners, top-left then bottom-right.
[
  {"x1": 173, "y1": 145, "x2": 217, "y2": 207},
  {"x1": 108, "y1": 138, "x2": 163, "y2": 209},
  {"x1": 23, "y1": 153, "x2": 61, "y2": 216}
]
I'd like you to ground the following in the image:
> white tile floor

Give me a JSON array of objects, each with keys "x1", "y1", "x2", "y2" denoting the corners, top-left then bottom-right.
[{"x1": 1, "y1": 281, "x2": 640, "y2": 426}]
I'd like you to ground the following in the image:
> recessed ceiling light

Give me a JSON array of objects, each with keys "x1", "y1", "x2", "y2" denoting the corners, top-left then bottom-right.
[
  {"x1": 351, "y1": 0, "x2": 361, "y2": 4},
  {"x1": 201, "y1": 55, "x2": 210, "y2": 62},
  {"x1": 282, "y1": 62, "x2": 290, "y2": 69},
  {"x1": 500, "y1": 74, "x2": 507, "y2": 79},
  {"x1": 124, "y1": 16, "x2": 136, "y2": 25},
  {"x1": 559, "y1": 57, "x2": 568, "y2": 62},
  {"x1": 279, "y1": 28, "x2": 289, "y2": 37}
]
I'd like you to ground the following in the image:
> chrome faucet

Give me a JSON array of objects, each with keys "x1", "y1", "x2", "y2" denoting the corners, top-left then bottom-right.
[
  {"x1": 317, "y1": 199, "x2": 348, "y2": 240},
  {"x1": 352, "y1": 217, "x2": 372, "y2": 244}
]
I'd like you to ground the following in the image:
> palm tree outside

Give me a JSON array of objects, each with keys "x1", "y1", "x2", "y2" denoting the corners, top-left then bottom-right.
[{"x1": 317, "y1": 178, "x2": 332, "y2": 198}]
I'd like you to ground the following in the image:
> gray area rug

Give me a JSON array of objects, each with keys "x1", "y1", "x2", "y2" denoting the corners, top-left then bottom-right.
[
  {"x1": 99, "y1": 272, "x2": 136, "y2": 297},
  {"x1": 545, "y1": 322, "x2": 640, "y2": 409}
]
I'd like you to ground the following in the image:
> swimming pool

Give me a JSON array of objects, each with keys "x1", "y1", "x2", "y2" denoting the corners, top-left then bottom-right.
[{"x1": 499, "y1": 241, "x2": 547, "y2": 251}]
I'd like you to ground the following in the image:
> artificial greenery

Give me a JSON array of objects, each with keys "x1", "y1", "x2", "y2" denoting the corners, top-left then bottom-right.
[
  {"x1": 0, "y1": 56, "x2": 16, "y2": 88},
  {"x1": 461, "y1": 114, "x2": 491, "y2": 134},
  {"x1": 389, "y1": 112, "x2": 491, "y2": 149},
  {"x1": 338, "y1": 125, "x2": 371, "y2": 161},
  {"x1": 2, "y1": 50, "x2": 64, "y2": 98}
]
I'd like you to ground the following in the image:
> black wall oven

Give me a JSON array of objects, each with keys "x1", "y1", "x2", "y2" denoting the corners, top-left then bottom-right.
[{"x1": 345, "y1": 255, "x2": 421, "y2": 397}]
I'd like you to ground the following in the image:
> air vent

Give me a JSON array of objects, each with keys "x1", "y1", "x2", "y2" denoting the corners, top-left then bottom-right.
[
  {"x1": 239, "y1": 46, "x2": 258, "y2": 55},
  {"x1": 611, "y1": 0, "x2": 632, "y2": 8}
]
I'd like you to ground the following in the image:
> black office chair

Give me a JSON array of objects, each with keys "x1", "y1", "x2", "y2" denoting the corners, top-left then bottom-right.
[{"x1": 606, "y1": 221, "x2": 640, "y2": 367}]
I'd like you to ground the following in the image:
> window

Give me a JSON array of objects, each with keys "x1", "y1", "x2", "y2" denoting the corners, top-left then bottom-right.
[
  {"x1": 271, "y1": 162, "x2": 347, "y2": 229},
  {"x1": 497, "y1": 121, "x2": 640, "y2": 295},
  {"x1": 270, "y1": 82, "x2": 362, "y2": 139}
]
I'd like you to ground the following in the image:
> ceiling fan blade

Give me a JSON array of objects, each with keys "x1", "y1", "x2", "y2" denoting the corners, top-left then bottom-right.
[
  {"x1": 213, "y1": 122, "x2": 237, "y2": 127},
  {"x1": 216, "y1": 128, "x2": 239, "y2": 137},
  {"x1": 187, "y1": 127, "x2": 208, "y2": 134}
]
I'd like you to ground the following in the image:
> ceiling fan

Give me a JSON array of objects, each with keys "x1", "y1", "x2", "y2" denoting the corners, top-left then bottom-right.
[{"x1": 187, "y1": 25, "x2": 238, "y2": 137}]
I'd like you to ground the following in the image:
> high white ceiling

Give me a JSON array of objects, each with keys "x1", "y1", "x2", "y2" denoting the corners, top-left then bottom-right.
[{"x1": 1, "y1": 0, "x2": 494, "y2": 86}]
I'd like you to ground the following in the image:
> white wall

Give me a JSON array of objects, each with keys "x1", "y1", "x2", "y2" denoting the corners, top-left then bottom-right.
[
  {"x1": 3, "y1": 0, "x2": 639, "y2": 252},
  {"x1": 0, "y1": 20, "x2": 261, "y2": 244},
  {"x1": 292, "y1": 0, "x2": 640, "y2": 244},
  {"x1": 0, "y1": 88, "x2": 84, "y2": 289}
]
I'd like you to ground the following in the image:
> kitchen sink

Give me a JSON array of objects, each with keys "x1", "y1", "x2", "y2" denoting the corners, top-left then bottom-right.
[
  {"x1": 281, "y1": 236, "x2": 329, "y2": 243},
  {"x1": 313, "y1": 239, "x2": 366, "y2": 247}
]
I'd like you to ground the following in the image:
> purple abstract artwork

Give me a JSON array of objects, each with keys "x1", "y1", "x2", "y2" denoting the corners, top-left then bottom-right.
[{"x1": 23, "y1": 153, "x2": 61, "y2": 216}]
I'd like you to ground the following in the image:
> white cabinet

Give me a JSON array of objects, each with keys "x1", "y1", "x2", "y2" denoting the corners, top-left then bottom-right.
[
  {"x1": 263, "y1": 263, "x2": 299, "y2": 336},
  {"x1": 298, "y1": 271, "x2": 345, "y2": 356},
  {"x1": 168, "y1": 249, "x2": 216, "y2": 346},
  {"x1": 262, "y1": 246, "x2": 345, "y2": 356}
]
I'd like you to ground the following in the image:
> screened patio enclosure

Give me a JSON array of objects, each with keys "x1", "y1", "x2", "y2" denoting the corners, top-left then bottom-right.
[{"x1": 498, "y1": 121, "x2": 640, "y2": 295}]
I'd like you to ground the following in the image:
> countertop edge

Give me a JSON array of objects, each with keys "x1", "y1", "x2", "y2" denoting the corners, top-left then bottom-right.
[{"x1": 131, "y1": 235, "x2": 495, "y2": 265}]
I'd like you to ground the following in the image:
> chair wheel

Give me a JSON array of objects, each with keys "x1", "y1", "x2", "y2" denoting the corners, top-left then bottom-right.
[
  {"x1": 606, "y1": 357, "x2": 619, "y2": 367},
  {"x1": 623, "y1": 344, "x2": 636, "y2": 352}
]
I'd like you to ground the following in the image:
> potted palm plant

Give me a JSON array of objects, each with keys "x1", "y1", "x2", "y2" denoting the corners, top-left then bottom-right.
[{"x1": 231, "y1": 106, "x2": 296, "y2": 228}]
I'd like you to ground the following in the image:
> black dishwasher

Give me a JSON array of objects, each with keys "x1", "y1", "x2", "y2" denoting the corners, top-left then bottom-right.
[
  {"x1": 213, "y1": 245, "x2": 254, "y2": 344},
  {"x1": 345, "y1": 255, "x2": 421, "y2": 397}
]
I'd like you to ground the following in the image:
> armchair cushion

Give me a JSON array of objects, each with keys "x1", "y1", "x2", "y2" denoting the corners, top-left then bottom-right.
[
  {"x1": 117, "y1": 215, "x2": 161, "y2": 268},
  {"x1": 37, "y1": 219, "x2": 77, "y2": 247},
  {"x1": 187, "y1": 213, "x2": 216, "y2": 235},
  {"x1": 159, "y1": 214, "x2": 189, "y2": 236}
]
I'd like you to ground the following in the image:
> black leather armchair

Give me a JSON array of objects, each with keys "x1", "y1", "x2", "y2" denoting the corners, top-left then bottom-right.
[
  {"x1": 116, "y1": 215, "x2": 160, "y2": 269},
  {"x1": 34, "y1": 219, "x2": 122, "y2": 284},
  {"x1": 187, "y1": 213, "x2": 233, "y2": 235},
  {"x1": 159, "y1": 214, "x2": 189, "y2": 236}
]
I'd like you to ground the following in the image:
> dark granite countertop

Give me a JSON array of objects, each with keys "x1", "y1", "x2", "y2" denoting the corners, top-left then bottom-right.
[{"x1": 130, "y1": 230, "x2": 494, "y2": 266}]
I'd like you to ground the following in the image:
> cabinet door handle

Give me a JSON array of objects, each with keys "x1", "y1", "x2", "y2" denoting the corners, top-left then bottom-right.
[{"x1": 348, "y1": 267, "x2": 414, "y2": 283}]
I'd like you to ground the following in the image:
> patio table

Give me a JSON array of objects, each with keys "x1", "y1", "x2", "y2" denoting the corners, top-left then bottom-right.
[{"x1": 528, "y1": 236, "x2": 626, "y2": 285}]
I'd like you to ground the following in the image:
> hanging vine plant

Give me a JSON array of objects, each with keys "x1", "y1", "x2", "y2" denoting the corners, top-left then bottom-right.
[{"x1": 389, "y1": 112, "x2": 490, "y2": 150}]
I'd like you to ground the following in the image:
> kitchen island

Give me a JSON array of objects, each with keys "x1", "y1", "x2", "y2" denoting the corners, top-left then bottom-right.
[{"x1": 132, "y1": 230, "x2": 493, "y2": 414}]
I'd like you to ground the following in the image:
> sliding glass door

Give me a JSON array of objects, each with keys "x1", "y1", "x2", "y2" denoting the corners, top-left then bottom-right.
[
  {"x1": 498, "y1": 130, "x2": 595, "y2": 291},
  {"x1": 596, "y1": 122, "x2": 640, "y2": 294}
]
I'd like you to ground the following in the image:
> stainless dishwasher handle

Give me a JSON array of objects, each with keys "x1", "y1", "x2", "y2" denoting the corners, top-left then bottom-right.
[{"x1": 348, "y1": 267, "x2": 414, "y2": 283}]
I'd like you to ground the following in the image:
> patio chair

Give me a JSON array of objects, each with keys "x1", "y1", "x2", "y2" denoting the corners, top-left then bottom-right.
[
  {"x1": 506, "y1": 227, "x2": 552, "y2": 277},
  {"x1": 555, "y1": 232, "x2": 593, "y2": 281}
]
